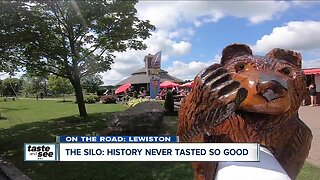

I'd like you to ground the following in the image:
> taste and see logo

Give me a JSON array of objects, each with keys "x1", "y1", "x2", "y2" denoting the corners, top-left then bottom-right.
[{"x1": 24, "y1": 144, "x2": 57, "y2": 161}]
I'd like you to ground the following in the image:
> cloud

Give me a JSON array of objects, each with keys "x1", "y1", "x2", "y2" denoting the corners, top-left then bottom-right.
[
  {"x1": 101, "y1": 1, "x2": 294, "y2": 85},
  {"x1": 0, "y1": 73, "x2": 10, "y2": 80},
  {"x1": 303, "y1": 59, "x2": 320, "y2": 69},
  {"x1": 0, "y1": 71, "x2": 25, "y2": 80},
  {"x1": 100, "y1": 70, "x2": 125, "y2": 86},
  {"x1": 136, "y1": 1, "x2": 291, "y2": 29},
  {"x1": 168, "y1": 28, "x2": 195, "y2": 40},
  {"x1": 144, "y1": 30, "x2": 192, "y2": 58},
  {"x1": 253, "y1": 21, "x2": 320, "y2": 53},
  {"x1": 172, "y1": 41, "x2": 192, "y2": 55},
  {"x1": 101, "y1": 30, "x2": 193, "y2": 85},
  {"x1": 100, "y1": 50, "x2": 146, "y2": 85},
  {"x1": 291, "y1": 1, "x2": 320, "y2": 8},
  {"x1": 165, "y1": 61, "x2": 212, "y2": 80},
  {"x1": 165, "y1": 55, "x2": 220, "y2": 80}
]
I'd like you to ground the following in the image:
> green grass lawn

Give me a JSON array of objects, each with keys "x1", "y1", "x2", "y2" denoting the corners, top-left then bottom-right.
[
  {"x1": 0, "y1": 99, "x2": 193, "y2": 180},
  {"x1": 0, "y1": 98, "x2": 125, "y2": 129},
  {"x1": 0, "y1": 99, "x2": 319, "y2": 180}
]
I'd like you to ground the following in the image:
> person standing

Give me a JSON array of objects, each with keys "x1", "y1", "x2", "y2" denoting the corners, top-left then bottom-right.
[
  {"x1": 309, "y1": 84, "x2": 317, "y2": 106},
  {"x1": 160, "y1": 88, "x2": 166, "y2": 100}
]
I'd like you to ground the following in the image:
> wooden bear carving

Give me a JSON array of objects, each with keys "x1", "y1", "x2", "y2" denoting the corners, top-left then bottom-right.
[{"x1": 177, "y1": 44, "x2": 313, "y2": 180}]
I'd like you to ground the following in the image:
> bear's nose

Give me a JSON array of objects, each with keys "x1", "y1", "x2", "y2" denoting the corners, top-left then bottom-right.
[{"x1": 256, "y1": 80, "x2": 287, "y2": 101}]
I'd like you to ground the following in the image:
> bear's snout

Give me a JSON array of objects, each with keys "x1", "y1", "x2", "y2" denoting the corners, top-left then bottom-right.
[{"x1": 256, "y1": 79, "x2": 288, "y2": 102}]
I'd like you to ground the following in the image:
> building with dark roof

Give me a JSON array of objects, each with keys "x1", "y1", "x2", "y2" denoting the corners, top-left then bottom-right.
[{"x1": 116, "y1": 54, "x2": 183, "y2": 86}]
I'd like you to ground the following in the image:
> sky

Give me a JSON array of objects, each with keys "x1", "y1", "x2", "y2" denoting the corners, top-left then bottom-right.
[
  {"x1": 2, "y1": 1, "x2": 320, "y2": 85},
  {"x1": 101, "y1": 1, "x2": 320, "y2": 85}
]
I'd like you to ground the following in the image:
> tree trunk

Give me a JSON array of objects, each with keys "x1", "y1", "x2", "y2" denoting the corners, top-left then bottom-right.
[
  {"x1": 72, "y1": 76, "x2": 88, "y2": 117},
  {"x1": 68, "y1": 28, "x2": 87, "y2": 117}
]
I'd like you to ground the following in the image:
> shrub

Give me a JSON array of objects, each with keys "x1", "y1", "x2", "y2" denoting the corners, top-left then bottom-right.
[
  {"x1": 100, "y1": 95, "x2": 117, "y2": 104},
  {"x1": 94, "y1": 95, "x2": 100, "y2": 102},
  {"x1": 84, "y1": 95, "x2": 99, "y2": 104},
  {"x1": 133, "y1": 91, "x2": 138, "y2": 98},
  {"x1": 164, "y1": 91, "x2": 174, "y2": 112},
  {"x1": 157, "y1": 100, "x2": 165, "y2": 107},
  {"x1": 125, "y1": 98, "x2": 149, "y2": 107}
]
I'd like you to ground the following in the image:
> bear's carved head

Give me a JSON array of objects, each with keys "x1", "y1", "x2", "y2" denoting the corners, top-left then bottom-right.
[{"x1": 221, "y1": 44, "x2": 306, "y2": 114}]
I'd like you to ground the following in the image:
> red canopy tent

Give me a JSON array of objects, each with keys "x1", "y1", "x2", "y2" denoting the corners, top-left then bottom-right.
[
  {"x1": 303, "y1": 68, "x2": 320, "y2": 75},
  {"x1": 115, "y1": 83, "x2": 131, "y2": 94},
  {"x1": 160, "y1": 81, "x2": 180, "y2": 88},
  {"x1": 181, "y1": 81, "x2": 194, "y2": 88}
]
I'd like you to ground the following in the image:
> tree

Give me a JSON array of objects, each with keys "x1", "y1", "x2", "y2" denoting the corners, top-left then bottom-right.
[
  {"x1": 48, "y1": 75, "x2": 73, "y2": 101},
  {"x1": 0, "y1": 79, "x2": 4, "y2": 96},
  {"x1": 81, "y1": 74, "x2": 103, "y2": 93},
  {"x1": 2, "y1": 78, "x2": 23, "y2": 97},
  {"x1": 0, "y1": 1, "x2": 155, "y2": 117},
  {"x1": 21, "y1": 75, "x2": 48, "y2": 98}
]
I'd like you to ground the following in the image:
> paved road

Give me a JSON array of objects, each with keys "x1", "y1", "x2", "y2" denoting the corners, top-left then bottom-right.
[{"x1": 299, "y1": 106, "x2": 320, "y2": 166}]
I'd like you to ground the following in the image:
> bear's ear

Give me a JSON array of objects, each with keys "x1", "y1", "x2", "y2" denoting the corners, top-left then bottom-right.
[
  {"x1": 221, "y1": 44, "x2": 252, "y2": 65},
  {"x1": 267, "y1": 48, "x2": 302, "y2": 68}
]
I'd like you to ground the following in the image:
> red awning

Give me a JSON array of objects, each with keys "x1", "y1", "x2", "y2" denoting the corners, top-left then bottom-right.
[
  {"x1": 115, "y1": 83, "x2": 131, "y2": 94},
  {"x1": 181, "y1": 81, "x2": 194, "y2": 88},
  {"x1": 160, "y1": 81, "x2": 180, "y2": 88},
  {"x1": 303, "y1": 68, "x2": 320, "y2": 75}
]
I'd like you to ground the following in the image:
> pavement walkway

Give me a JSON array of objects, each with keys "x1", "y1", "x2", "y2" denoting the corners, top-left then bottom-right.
[{"x1": 299, "y1": 106, "x2": 320, "y2": 166}]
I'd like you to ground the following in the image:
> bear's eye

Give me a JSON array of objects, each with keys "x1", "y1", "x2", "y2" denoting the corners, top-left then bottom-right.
[
  {"x1": 234, "y1": 63, "x2": 246, "y2": 72},
  {"x1": 280, "y1": 67, "x2": 292, "y2": 76}
]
